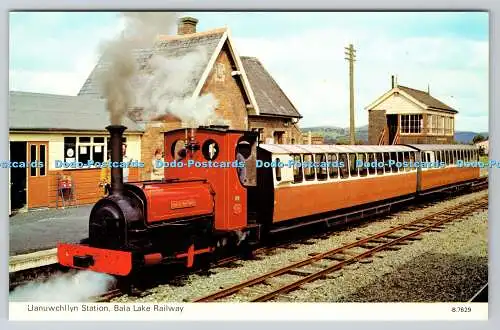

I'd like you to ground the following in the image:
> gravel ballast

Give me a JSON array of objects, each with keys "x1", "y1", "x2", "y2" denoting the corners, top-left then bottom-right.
[{"x1": 112, "y1": 190, "x2": 488, "y2": 303}]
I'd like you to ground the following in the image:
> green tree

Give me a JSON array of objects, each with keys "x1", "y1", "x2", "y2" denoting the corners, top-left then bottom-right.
[{"x1": 473, "y1": 134, "x2": 486, "y2": 144}]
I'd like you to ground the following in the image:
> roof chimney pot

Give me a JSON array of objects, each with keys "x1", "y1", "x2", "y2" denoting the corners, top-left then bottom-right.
[{"x1": 178, "y1": 16, "x2": 198, "y2": 35}]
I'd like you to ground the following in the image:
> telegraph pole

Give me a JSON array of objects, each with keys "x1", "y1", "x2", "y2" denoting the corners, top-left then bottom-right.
[{"x1": 345, "y1": 44, "x2": 356, "y2": 145}]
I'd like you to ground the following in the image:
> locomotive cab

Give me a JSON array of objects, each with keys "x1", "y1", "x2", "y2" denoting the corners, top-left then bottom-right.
[{"x1": 58, "y1": 126, "x2": 260, "y2": 276}]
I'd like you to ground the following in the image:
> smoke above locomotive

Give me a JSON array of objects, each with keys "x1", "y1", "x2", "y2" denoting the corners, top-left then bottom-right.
[{"x1": 95, "y1": 12, "x2": 220, "y2": 127}]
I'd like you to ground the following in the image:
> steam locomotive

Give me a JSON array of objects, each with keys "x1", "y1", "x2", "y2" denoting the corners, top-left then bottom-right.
[{"x1": 57, "y1": 125, "x2": 482, "y2": 276}]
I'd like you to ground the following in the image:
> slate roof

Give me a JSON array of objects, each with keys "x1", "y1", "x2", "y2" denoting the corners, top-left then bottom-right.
[
  {"x1": 240, "y1": 56, "x2": 301, "y2": 118},
  {"x1": 78, "y1": 29, "x2": 226, "y2": 98},
  {"x1": 9, "y1": 91, "x2": 144, "y2": 132},
  {"x1": 78, "y1": 29, "x2": 302, "y2": 120},
  {"x1": 398, "y1": 85, "x2": 457, "y2": 113}
]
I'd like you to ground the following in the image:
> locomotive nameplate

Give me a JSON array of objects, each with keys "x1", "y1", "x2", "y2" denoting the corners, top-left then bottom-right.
[{"x1": 171, "y1": 199, "x2": 197, "y2": 209}]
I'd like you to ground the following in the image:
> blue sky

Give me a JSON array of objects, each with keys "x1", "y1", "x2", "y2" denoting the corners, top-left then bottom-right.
[{"x1": 9, "y1": 11, "x2": 489, "y2": 131}]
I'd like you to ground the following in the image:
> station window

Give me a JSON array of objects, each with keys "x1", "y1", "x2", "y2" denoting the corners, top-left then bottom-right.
[
  {"x1": 304, "y1": 154, "x2": 315, "y2": 181},
  {"x1": 275, "y1": 158, "x2": 281, "y2": 182},
  {"x1": 339, "y1": 153, "x2": 349, "y2": 179},
  {"x1": 30, "y1": 145, "x2": 37, "y2": 177},
  {"x1": 316, "y1": 154, "x2": 328, "y2": 181},
  {"x1": 383, "y1": 152, "x2": 391, "y2": 173},
  {"x1": 292, "y1": 154, "x2": 303, "y2": 183},
  {"x1": 435, "y1": 151, "x2": 440, "y2": 163},
  {"x1": 39, "y1": 145, "x2": 46, "y2": 176},
  {"x1": 349, "y1": 153, "x2": 358, "y2": 177},
  {"x1": 64, "y1": 136, "x2": 107, "y2": 166}
]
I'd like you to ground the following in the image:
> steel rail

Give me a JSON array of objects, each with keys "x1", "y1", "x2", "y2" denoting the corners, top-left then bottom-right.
[{"x1": 194, "y1": 197, "x2": 488, "y2": 302}]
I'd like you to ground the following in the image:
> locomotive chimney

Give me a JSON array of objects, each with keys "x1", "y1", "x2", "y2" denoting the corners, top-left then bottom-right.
[{"x1": 106, "y1": 125, "x2": 126, "y2": 195}]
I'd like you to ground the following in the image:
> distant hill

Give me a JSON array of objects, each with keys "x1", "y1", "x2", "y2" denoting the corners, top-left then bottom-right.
[
  {"x1": 302, "y1": 125, "x2": 487, "y2": 145},
  {"x1": 454, "y1": 131, "x2": 488, "y2": 144},
  {"x1": 301, "y1": 125, "x2": 368, "y2": 144}
]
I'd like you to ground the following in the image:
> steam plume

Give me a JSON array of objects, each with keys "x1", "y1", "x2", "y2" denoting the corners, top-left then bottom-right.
[
  {"x1": 9, "y1": 271, "x2": 115, "y2": 302},
  {"x1": 97, "y1": 12, "x2": 220, "y2": 126}
]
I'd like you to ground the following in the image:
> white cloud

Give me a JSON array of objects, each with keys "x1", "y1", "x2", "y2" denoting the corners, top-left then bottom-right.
[
  {"x1": 233, "y1": 26, "x2": 488, "y2": 131},
  {"x1": 9, "y1": 14, "x2": 488, "y2": 132},
  {"x1": 9, "y1": 17, "x2": 125, "y2": 96}
]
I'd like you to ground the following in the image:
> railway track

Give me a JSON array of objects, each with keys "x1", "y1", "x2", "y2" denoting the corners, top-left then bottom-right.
[
  {"x1": 10, "y1": 183, "x2": 488, "y2": 301},
  {"x1": 193, "y1": 196, "x2": 488, "y2": 302},
  {"x1": 468, "y1": 283, "x2": 488, "y2": 302}
]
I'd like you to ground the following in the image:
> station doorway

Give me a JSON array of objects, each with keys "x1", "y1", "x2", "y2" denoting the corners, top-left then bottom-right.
[{"x1": 10, "y1": 141, "x2": 27, "y2": 213}]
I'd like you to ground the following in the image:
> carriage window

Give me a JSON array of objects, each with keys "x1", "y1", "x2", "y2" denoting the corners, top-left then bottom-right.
[
  {"x1": 375, "y1": 153, "x2": 384, "y2": 175},
  {"x1": 403, "y1": 152, "x2": 410, "y2": 172},
  {"x1": 339, "y1": 153, "x2": 349, "y2": 179},
  {"x1": 453, "y1": 150, "x2": 458, "y2": 164},
  {"x1": 409, "y1": 152, "x2": 416, "y2": 171},
  {"x1": 316, "y1": 154, "x2": 328, "y2": 181},
  {"x1": 328, "y1": 154, "x2": 339, "y2": 179},
  {"x1": 358, "y1": 153, "x2": 368, "y2": 177},
  {"x1": 368, "y1": 153, "x2": 376, "y2": 175},
  {"x1": 292, "y1": 154, "x2": 303, "y2": 183},
  {"x1": 398, "y1": 152, "x2": 405, "y2": 172},
  {"x1": 444, "y1": 151, "x2": 449, "y2": 165},
  {"x1": 349, "y1": 153, "x2": 358, "y2": 177},
  {"x1": 383, "y1": 152, "x2": 391, "y2": 173},
  {"x1": 275, "y1": 158, "x2": 281, "y2": 182},
  {"x1": 391, "y1": 152, "x2": 399, "y2": 172},
  {"x1": 435, "y1": 151, "x2": 440, "y2": 163},
  {"x1": 304, "y1": 154, "x2": 315, "y2": 181}
]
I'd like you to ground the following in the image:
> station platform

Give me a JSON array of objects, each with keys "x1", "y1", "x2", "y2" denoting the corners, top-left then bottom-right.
[{"x1": 9, "y1": 205, "x2": 92, "y2": 256}]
